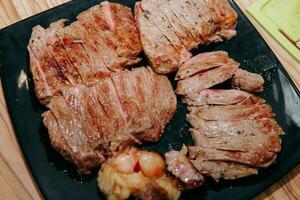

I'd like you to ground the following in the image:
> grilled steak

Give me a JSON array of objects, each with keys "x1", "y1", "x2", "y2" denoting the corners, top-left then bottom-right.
[
  {"x1": 187, "y1": 118, "x2": 284, "y2": 136},
  {"x1": 176, "y1": 61, "x2": 239, "y2": 96},
  {"x1": 188, "y1": 146, "x2": 277, "y2": 168},
  {"x1": 182, "y1": 89, "x2": 265, "y2": 106},
  {"x1": 165, "y1": 147, "x2": 205, "y2": 189},
  {"x1": 135, "y1": 0, "x2": 237, "y2": 74},
  {"x1": 43, "y1": 67, "x2": 176, "y2": 174},
  {"x1": 231, "y1": 69, "x2": 264, "y2": 92},
  {"x1": 176, "y1": 51, "x2": 230, "y2": 80},
  {"x1": 28, "y1": 1, "x2": 142, "y2": 104}
]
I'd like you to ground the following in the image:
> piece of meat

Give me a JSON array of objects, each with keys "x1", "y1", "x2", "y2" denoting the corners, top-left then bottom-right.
[
  {"x1": 190, "y1": 129, "x2": 281, "y2": 153},
  {"x1": 176, "y1": 60, "x2": 239, "y2": 97},
  {"x1": 175, "y1": 51, "x2": 230, "y2": 80},
  {"x1": 56, "y1": 25, "x2": 95, "y2": 83},
  {"x1": 231, "y1": 69, "x2": 265, "y2": 92},
  {"x1": 43, "y1": 96, "x2": 105, "y2": 174},
  {"x1": 205, "y1": 0, "x2": 238, "y2": 39},
  {"x1": 188, "y1": 146, "x2": 277, "y2": 168},
  {"x1": 28, "y1": 2, "x2": 142, "y2": 103},
  {"x1": 98, "y1": 147, "x2": 181, "y2": 200},
  {"x1": 135, "y1": 2, "x2": 184, "y2": 74},
  {"x1": 191, "y1": 158, "x2": 258, "y2": 182},
  {"x1": 28, "y1": 25, "x2": 69, "y2": 104},
  {"x1": 43, "y1": 67, "x2": 177, "y2": 173},
  {"x1": 136, "y1": 0, "x2": 237, "y2": 74},
  {"x1": 187, "y1": 117, "x2": 284, "y2": 136},
  {"x1": 188, "y1": 104, "x2": 274, "y2": 121},
  {"x1": 165, "y1": 147, "x2": 205, "y2": 189},
  {"x1": 139, "y1": 0, "x2": 192, "y2": 65},
  {"x1": 182, "y1": 89, "x2": 265, "y2": 106},
  {"x1": 45, "y1": 20, "x2": 82, "y2": 86}
]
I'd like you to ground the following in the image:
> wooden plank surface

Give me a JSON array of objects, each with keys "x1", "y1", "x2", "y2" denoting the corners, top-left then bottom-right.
[{"x1": 0, "y1": 0, "x2": 299, "y2": 199}]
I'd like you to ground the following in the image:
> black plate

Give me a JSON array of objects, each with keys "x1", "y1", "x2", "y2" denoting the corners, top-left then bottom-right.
[{"x1": 1, "y1": 0, "x2": 300, "y2": 199}]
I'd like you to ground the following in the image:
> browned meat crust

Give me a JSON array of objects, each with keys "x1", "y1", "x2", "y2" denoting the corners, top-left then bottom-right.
[
  {"x1": 28, "y1": 2, "x2": 142, "y2": 104},
  {"x1": 43, "y1": 67, "x2": 176, "y2": 174},
  {"x1": 135, "y1": 0, "x2": 237, "y2": 74}
]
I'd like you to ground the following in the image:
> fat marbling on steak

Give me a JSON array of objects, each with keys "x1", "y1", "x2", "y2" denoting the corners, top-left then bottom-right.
[
  {"x1": 28, "y1": 1, "x2": 142, "y2": 104},
  {"x1": 43, "y1": 67, "x2": 177, "y2": 174},
  {"x1": 135, "y1": 0, "x2": 238, "y2": 74}
]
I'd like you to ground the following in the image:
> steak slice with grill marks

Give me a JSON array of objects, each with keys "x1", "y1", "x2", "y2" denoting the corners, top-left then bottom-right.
[
  {"x1": 28, "y1": 1, "x2": 142, "y2": 104},
  {"x1": 43, "y1": 67, "x2": 176, "y2": 174}
]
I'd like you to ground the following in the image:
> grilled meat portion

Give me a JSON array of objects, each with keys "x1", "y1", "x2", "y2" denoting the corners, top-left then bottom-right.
[
  {"x1": 182, "y1": 89, "x2": 265, "y2": 106},
  {"x1": 188, "y1": 146, "x2": 277, "y2": 168},
  {"x1": 176, "y1": 61, "x2": 239, "y2": 96},
  {"x1": 176, "y1": 51, "x2": 230, "y2": 80},
  {"x1": 165, "y1": 147, "x2": 205, "y2": 189},
  {"x1": 135, "y1": 0, "x2": 237, "y2": 74},
  {"x1": 231, "y1": 69, "x2": 264, "y2": 93},
  {"x1": 187, "y1": 118, "x2": 284, "y2": 136},
  {"x1": 191, "y1": 129, "x2": 281, "y2": 153},
  {"x1": 188, "y1": 104, "x2": 274, "y2": 121},
  {"x1": 28, "y1": 1, "x2": 142, "y2": 104},
  {"x1": 43, "y1": 67, "x2": 176, "y2": 174}
]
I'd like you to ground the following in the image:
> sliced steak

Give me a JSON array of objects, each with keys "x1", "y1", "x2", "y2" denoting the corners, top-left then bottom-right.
[
  {"x1": 29, "y1": 2, "x2": 142, "y2": 103},
  {"x1": 188, "y1": 104, "x2": 274, "y2": 121},
  {"x1": 231, "y1": 69, "x2": 264, "y2": 93},
  {"x1": 165, "y1": 147, "x2": 205, "y2": 189},
  {"x1": 136, "y1": 0, "x2": 237, "y2": 74},
  {"x1": 135, "y1": 2, "x2": 183, "y2": 74},
  {"x1": 28, "y1": 25, "x2": 69, "y2": 104},
  {"x1": 188, "y1": 146, "x2": 277, "y2": 168},
  {"x1": 191, "y1": 129, "x2": 281, "y2": 153},
  {"x1": 191, "y1": 158, "x2": 257, "y2": 182},
  {"x1": 187, "y1": 117, "x2": 284, "y2": 136},
  {"x1": 176, "y1": 51, "x2": 230, "y2": 80},
  {"x1": 182, "y1": 89, "x2": 265, "y2": 106},
  {"x1": 176, "y1": 60, "x2": 239, "y2": 96},
  {"x1": 43, "y1": 67, "x2": 176, "y2": 173}
]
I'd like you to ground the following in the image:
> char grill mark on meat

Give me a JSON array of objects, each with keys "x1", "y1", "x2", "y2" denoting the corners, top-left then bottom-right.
[
  {"x1": 43, "y1": 67, "x2": 177, "y2": 173},
  {"x1": 182, "y1": 89, "x2": 264, "y2": 106},
  {"x1": 136, "y1": 0, "x2": 237, "y2": 74},
  {"x1": 134, "y1": 3, "x2": 181, "y2": 74},
  {"x1": 43, "y1": 96, "x2": 104, "y2": 174},
  {"x1": 187, "y1": 118, "x2": 284, "y2": 136},
  {"x1": 139, "y1": 0, "x2": 192, "y2": 65},
  {"x1": 56, "y1": 25, "x2": 95, "y2": 83},
  {"x1": 165, "y1": 147, "x2": 205, "y2": 189},
  {"x1": 176, "y1": 51, "x2": 230, "y2": 80},
  {"x1": 29, "y1": 2, "x2": 142, "y2": 104},
  {"x1": 188, "y1": 104, "x2": 274, "y2": 121},
  {"x1": 70, "y1": 22, "x2": 112, "y2": 78},
  {"x1": 28, "y1": 25, "x2": 69, "y2": 103},
  {"x1": 46, "y1": 20, "x2": 82, "y2": 85},
  {"x1": 176, "y1": 60, "x2": 239, "y2": 96},
  {"x1": 231, "y1": 69, "x2": 265, "y2": 93},
  {"x1": 191, "y1": 129, "x2": 281, "y2": 153}
]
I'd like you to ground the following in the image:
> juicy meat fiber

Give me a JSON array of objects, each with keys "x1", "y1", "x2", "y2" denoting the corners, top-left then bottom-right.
[
  {"x1": 43, "y1": 67, "x2": 176, "y2": 174},
  {"x1": 28, "y1": 1, "x2": 142, "y2": 104},
  {"x1": 231, "y1": 69, "x2": 265, "y2": 92},
  {"x1": 135, "y1": 0, "x2": 238, "y2": 74}
]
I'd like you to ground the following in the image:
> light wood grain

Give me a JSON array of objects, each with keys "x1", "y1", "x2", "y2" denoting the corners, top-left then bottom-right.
[{"x1": 0, "y1": 0, "x2": 299, "y2": 199}]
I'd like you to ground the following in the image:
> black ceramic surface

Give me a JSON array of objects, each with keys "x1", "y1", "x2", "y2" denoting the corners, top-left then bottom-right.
[{"x1": 1, "y1": 0, "x2": 300, "y2": 199}]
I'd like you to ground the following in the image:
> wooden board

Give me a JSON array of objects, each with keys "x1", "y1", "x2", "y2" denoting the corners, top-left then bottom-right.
[{"x1": 0, "y1": 0, "x2": 299, "y2": 199}]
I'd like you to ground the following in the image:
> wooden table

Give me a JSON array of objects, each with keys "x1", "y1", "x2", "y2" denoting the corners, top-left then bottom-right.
[{"x1": 0, "y1": 0, "x2": 299, "y2": 199}]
